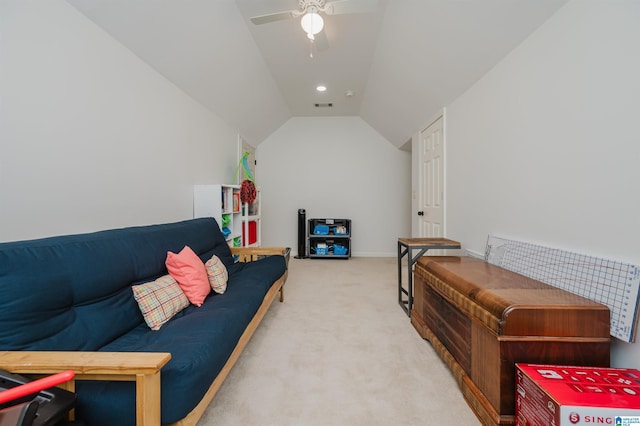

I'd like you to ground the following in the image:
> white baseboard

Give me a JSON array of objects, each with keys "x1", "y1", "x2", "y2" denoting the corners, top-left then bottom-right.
[{"x1": 465, "y1": 249, "x2": 485, "y2": 260}]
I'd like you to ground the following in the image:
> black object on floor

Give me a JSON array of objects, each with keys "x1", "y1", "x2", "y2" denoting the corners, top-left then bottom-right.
[
  {"x1": 295, "y1": 208, "x2": 307, "y2": 258},
  {"x1": 0, "y1": 370, "x2": 76, "y2": 426}
]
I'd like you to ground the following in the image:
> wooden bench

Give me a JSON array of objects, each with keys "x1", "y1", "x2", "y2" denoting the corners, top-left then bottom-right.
[{"x1": 410, "y1": 256, "x2": 611, "y2": 426}]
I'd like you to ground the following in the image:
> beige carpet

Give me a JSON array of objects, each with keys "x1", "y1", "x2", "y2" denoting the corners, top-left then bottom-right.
[{"x1": 199, "y1": 257, "x2": 481, "y2": 425}]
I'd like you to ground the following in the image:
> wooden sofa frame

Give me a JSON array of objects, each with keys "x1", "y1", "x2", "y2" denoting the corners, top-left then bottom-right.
[{"x1": 0, "y1": 246, "x2": 289, "y2": 426}]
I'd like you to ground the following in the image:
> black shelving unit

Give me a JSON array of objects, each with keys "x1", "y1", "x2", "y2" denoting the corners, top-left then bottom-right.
[{"x1": 308, "y1": 218, "x2": 351, "y2": 259}]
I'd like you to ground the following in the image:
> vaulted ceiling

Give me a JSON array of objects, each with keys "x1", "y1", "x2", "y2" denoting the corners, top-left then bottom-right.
[{"x1": 65, "y1": 0, "x2": 568, "y2": 148}]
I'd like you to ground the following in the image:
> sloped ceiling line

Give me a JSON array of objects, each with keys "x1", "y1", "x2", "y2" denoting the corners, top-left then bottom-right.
[{"x1": 66, "y1": 0, "x2": 568, "y2": 147}]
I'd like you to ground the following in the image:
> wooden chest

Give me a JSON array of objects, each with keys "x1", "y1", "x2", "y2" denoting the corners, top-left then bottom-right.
[{"x1": 410, "y1": 256, "x2": 611, "y2": 426}]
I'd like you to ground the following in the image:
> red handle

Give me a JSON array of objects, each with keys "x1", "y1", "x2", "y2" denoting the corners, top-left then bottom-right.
[{"x1": 0, "y1": 370, "x2": 75, "y2": 405}]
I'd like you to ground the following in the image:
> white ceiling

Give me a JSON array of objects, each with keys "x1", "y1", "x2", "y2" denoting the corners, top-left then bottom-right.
[{"x1": 65, "y1": 0, "x2": 568, "y2": 148}]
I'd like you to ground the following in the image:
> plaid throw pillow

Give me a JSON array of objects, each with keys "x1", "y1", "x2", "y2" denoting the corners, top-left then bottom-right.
[
  {"x1": 205, "y1": 255, "x2": 228, "y2": 294},
  {"x1": 132, "y1": 275, "x2": 189, "y2": 330}
]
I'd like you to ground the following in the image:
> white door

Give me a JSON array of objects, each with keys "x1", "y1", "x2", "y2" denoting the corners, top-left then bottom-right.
[{"x1": 418, "y1": 116, "x2": 444, "y2": 238}]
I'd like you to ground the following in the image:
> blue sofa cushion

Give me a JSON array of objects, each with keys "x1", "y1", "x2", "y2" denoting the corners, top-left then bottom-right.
[
  {"x1": 76, "y1": 255, "x2": 287, "y2": 425},
  {"x1": 0, "y1": 218, "x2": 232, "y2": 351}
]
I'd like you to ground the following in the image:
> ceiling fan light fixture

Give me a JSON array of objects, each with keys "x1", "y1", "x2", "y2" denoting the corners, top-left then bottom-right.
[{"x1": 300, "y1": 12, "x2": 324, "y2": 37}]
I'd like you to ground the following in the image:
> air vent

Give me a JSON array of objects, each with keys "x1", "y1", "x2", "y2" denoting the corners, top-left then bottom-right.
[{"x1": 314, "y1": 103, "x2": 333, "y2": 108}]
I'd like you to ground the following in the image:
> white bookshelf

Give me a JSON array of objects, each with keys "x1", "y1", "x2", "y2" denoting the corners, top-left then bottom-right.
[{"x1": 193, "y1": 184, "x2": 260, "y2": 247}]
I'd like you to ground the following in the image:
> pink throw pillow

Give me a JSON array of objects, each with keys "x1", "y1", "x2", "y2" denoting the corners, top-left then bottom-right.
[{"x1": 165, "y1": 246, "x2": 210, "y2": 307}]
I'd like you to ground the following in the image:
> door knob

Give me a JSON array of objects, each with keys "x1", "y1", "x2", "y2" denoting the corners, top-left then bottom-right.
[{"x1": 417, "y1": 211, "x2": 424, "y2": 216}]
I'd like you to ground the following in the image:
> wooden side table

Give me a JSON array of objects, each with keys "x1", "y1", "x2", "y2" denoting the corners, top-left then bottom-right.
[{"x1": 397, "y1": 237, "x2": 461, "y2": 316}]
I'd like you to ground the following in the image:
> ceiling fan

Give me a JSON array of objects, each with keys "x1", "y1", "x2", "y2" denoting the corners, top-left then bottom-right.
[{"x1": 250, "y1": 0, "x2": 378, "y2": 54}]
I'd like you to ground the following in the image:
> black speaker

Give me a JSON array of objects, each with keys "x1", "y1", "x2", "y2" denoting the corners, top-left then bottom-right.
[{"x1": 295, "y1": 209, "x2": 307, "y2": 259}]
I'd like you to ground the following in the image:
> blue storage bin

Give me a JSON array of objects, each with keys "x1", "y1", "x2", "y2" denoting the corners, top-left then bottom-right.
[
  {"x1": 333, "y1": 225, "x2": 347, "y2": 235},
  {"x1": 334, "y1": 244, "x2": 348, "y2": 256},
  {"x1": 314, "y1": 242, "x2": 328, "y2": 255},
  {"x1": 314, "y1": 225, "x2": 329, "y2": 235}
]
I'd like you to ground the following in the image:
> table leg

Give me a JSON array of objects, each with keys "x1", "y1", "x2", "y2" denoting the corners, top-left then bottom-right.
[
  {"x1": 407, "y1": 249, "x2": 413, "y2": 316},
  {"x1": 398, "y1": 241, "x2": 409, "y2": 315},
  {"x1": 407, "y1": 247, "x2": 430, "y2": 316},
  {"x1": 399, "y1": 242, "x2": 430, "y2": 316}
]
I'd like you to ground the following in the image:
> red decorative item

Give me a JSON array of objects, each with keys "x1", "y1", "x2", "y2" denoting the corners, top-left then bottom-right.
[{"x1": 240, "y1": 180, "x2": 256, "y2": 204}]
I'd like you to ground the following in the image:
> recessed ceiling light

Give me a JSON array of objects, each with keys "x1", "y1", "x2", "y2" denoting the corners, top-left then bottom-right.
[{"x1": 316, "y1": 85, "x2": 327, "y2": 92}]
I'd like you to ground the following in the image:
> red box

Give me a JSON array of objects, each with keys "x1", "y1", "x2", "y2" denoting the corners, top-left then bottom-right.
[
  {"x1": 242, "y1": 220, "x2": 257, "y2": 246},
  {"x1": 516, "y1": 364, "x2": 640, "y2": 426}
]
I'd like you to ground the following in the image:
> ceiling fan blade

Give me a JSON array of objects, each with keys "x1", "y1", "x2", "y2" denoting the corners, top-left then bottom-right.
[
  {"x1": 314, "y1": 30, "x2": 329, "y2": 51},
  {"x1": 324, "y1": 0, "x2": 378, "y2": 15},
  {"x1": 250, "y1": 10, "x2": 296, "y2": 25}
]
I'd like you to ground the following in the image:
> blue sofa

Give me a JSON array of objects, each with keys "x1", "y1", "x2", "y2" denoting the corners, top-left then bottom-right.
[{"x1": 0, "y1": 218, "x2": 289, "y2": 425}]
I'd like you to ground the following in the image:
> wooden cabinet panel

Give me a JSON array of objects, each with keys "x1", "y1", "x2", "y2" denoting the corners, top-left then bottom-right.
[
  {"x1": 471, "y1": 322, "x2": 501, "y2": 415},
  {"x1": 423, "y1": 283, "x2": 471, "y2": 373}
]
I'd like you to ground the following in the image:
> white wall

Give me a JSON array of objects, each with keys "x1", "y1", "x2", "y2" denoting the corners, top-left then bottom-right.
[
  {"x1": 445, "y1": 0, "x2": 640, "y2": 368},
  {"x1": 0, "y1": 0, "x2": 239, "y2": 242},
  {"x1": 257, "y1": 117, "x2": 411, "y2": 257}
]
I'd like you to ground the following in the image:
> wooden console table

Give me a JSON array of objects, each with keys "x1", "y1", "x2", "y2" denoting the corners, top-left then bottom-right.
[{"x1": 397, "y1": 237, "x2": 461, "y2": 316}]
